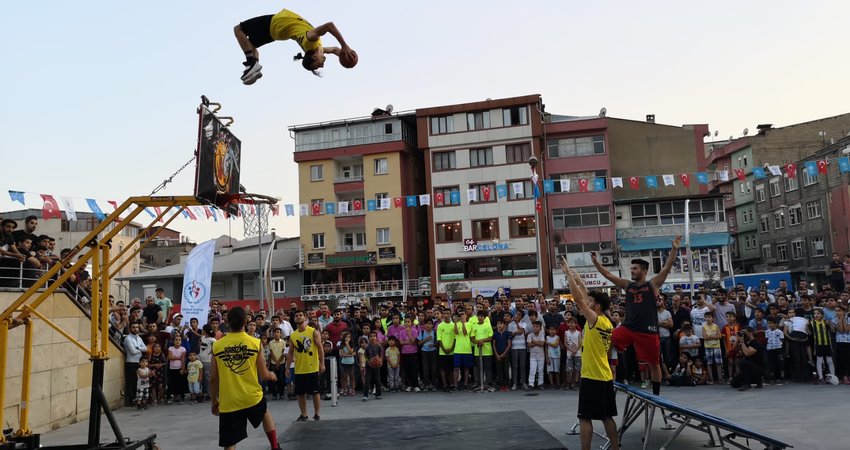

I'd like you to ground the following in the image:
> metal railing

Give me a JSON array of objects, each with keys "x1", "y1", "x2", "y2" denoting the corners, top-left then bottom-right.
[
  {"x1": 334, "y1": 175, "x2": 364, "y2": 183},
  {"x1": 335, "y1": 244, "x2": 367, "y2": 253},
  {"x1": 301, "y1": 278, "x2": 430, "y2": 296},
  {"x1": 335, "y1": 210, "x2": 367, "y2": 217},
  {"x1": 0, "y1": 257, "x2": 93, "y2": 306}
]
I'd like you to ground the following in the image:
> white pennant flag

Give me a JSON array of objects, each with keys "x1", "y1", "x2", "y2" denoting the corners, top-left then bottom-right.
[
  {"x1": 61, "y1": 197, "x2": 77, "y2": 221},
  {"x1": 339, "y1": 201, "x2": 349, "y2": 214},
  {"x1": 380, "y1": 198, "x2": 391, "y2": 210},
  {"x1": 467, "y1": 188, "x2": 478, "y2": 203},
  {"x1": 531, "y1": 170, "x2": 539, "y2": 185},
  {"x1": 768, "y1": 165, "x2": 782, "y2": 176},
  {"x1": 611, "y1": 177, "x2": 623, "y2": 189},
  {"x1": 299, "y1": 204, "x2": 308, "y2": 216},
  {"x1": 419, "y1": 194, "x2": 431, "y2": 206},
  {"x1": 718, "y1": 170, "x2": 730, "y2": 182},
  {"x1": 559, "y1": 179, "x2": 571, "y2": 192},
  {"x1": 662, "y1": 174, "x2": 675, "y2": 186},
  {"x1": 512, "y1": 182, "x2": 524, "y2": 196}
]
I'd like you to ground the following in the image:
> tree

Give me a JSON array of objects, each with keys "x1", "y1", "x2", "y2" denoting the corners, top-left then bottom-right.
[
  {"x1": 442, "y1": 281, "x2": 468, "y2": 300},
  {"x1": 702, "y1": 270, "x2": 723, "y2": 291}
]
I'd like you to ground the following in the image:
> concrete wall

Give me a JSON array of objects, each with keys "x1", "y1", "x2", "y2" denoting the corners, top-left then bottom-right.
[{"x1": 0, "y1": 291, "x2": 124, "y2": 434}]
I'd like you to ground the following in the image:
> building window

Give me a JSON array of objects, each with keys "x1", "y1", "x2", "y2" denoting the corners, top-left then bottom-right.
[
  {"x1": 788, "y1": 204, "x2": 802, "y2": 226},
  {"x1": 470, "y1": 182, "x2": 497, "y2": 203},
  {"x1": 553, "y1": 206, "x2": 611, "y2": 229},
  {"x1": 310, "y1": 165, "x2": 323, "y2": 181},
  {"x1": 743, "y1": 155, "x2": 749, "y2": 167},
  {"x1": 505, "y1": 143, "x2": 531, "y2": 164},
  {"x1": 502, "y1": 106, "x2": 529, "y2": 126},
  {"x1": 342, "y1": 232, "x2": 366, "y2": 249},
  {"x1": 688, "y1": 199, "x2": 724, "y2": 223},
  {"x1": 466, "y1": 111, "x2": 491, "y2": 130},
  {"x1": 509, "y1": 216, "x2": 536, "y2": 238},
  {"x1": 436, "y1": 221, "x2": 462, "y2": 243},
  {"x1": 744, "y1": 235, "x2": 757, "y2": 250},
  {"x1": 659, "y1": 201, "x2": 686, "y2": 225},
  {"x1": 376, "y1": 228, "x2": 390, "y2": 245},
  {"x1": 746, "y1": 181, "x2": 752, "y2": 194},
  {"x1": 802, "y1": 169, "x2": 818, "y2": 186},
  {"x1": 550, "y1": 170, "x2": 608, "y2": 192},
  {"x1": 631, "y1": 203, "x2": 659, "y2": 227},
  {"x1": 271, "y1": 278, "x2": 286, "y2": 294},
  {"x1": 374, "y1": 158, "x2": 388, "y2": 175},
  {"x1": 312, "y1": 233, "x2": 325, "y2": 249},
  {"x1": 761, "y1": 244, "x2": 772, "y2": 260},
  {"x1": 755, "y1": 185, "x2": 766, "y2": 203},
  {"x1": 769, "y1": 177, "x2": 781, "y2": 197},
  {"x1": 508, "y1": 180, "x2": 534, "y2": 200},
  {"x1": 375, "y1": 193, "x2": 389, "y2": 208},
  {"x1": 739, "y1": 183, "x2": 745, "y2": 196},
  {"x1": 811, "y1": 237, "x2": 825, "y2": 257},
  {"x1": 554, "y1": 243, "x2": 614, "y2": 267},
  {"x1": 784, "y1": 174, "x2": 798, "y2": 191},
  {"x1": 433, "y1": 151, "x2": 456, "y2": 171},
  {"x1": 434, "y1": 186, "x2": 460, "y2": 207},
  {"x1": 759, "y1": 215, "x2": 770, "y2": 233},
  {"x1": 547, "y1": 135, "x2": 605, "y2": 158},
  {"x1": 791, "y1": 240, "x2": 804, "y2": 260},
  {"x1": 776, "y1": 244, "x2": 788, "y2": 262},
  {"x1": 340, "y1": 164, "x2": 363, "y2": 181},
  {"x1": 431, "y1": 115, "x2": 454, "y2": 135},
  {"x1": 773, "y1": 211, "x2": 785, "y2": 229},
  {"x1": 628, "y1": 200, "x2": 716, "y2": 227},
  {"x1": 472, "y1": 218, "x2": 500, "y2": 240},
  {"x1": 806, "y1": 200, "x2": 822, "y2": 219},
  {"x1": 469, "y1": 147, "x2": 494, "y2": 167}
]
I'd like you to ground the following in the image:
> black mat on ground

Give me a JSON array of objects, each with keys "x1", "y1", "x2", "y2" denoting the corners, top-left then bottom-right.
[{"x1": 282, "y1": 411, "x2": 566, "y2": 450}]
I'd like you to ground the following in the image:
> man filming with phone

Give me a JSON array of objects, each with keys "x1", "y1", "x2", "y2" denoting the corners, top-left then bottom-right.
[{"x1": 729, "y1": 327, "x2": 764, "y2": 391}]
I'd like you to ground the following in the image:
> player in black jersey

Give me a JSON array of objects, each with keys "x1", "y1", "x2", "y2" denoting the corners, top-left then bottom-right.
[{"x1": 592, "y1": 235, "x2": 681, "y2": 395}]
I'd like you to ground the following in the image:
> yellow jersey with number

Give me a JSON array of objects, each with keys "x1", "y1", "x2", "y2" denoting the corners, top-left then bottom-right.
[
  {"x1": 581, "y1": 314, "x2": 613, "y2": 381},
  {"x1": 212, "y1": 331, "x2": 262, "y2": 413},
  {"x1": 290, "y1": 326, "x2": 320, "y2": 374},
  {"x1": 269, "y1": 9, "x2": 322, "y2": 52}
]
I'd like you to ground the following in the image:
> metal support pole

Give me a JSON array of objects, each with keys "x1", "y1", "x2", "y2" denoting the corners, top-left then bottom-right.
[
  {"x1": 91, "y1": 247, "x2": 100, "y2": 357},
  {"x1": 100, "y1": 243, "x2": 111, "y2": 357},
  {"x1": 88, "y1": 359, "x2": 105, "y2": 449},
  {"x1": 0, "y1": 320, "x2": 7, "y2": 444},
  {"x1": 725, "y1": 245, "x2": 736, "y2": 287},
  {"x1": 17, "y1": 320, "x2": 33, "y2": 436},
  {"x1": 330, "y1": 356, "x2": 338, "y2": 407},
  {"x1": 685, "y1": 199, "x2": 694, "y2": 299}
]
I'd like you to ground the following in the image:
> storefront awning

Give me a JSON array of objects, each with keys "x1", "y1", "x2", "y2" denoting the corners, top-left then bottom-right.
[{"x1": 618, "y1": 232, "x2": 731, "y2": 251}]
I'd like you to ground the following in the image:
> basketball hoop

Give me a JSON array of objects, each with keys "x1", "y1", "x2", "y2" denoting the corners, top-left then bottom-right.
[{"x1": 220, "y1": 193, "x2": 280, "y2": 237}]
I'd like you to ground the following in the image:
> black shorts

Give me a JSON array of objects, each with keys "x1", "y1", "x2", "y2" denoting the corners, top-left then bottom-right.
[
  {"x1": 219, "y1": 398, "x2": 267, "y2": 447},
  {"x1": 439, "y1": 354, "x2": 454, "y2": 370},
  {"x1": 294, "y1": 372, "x2": 320, "y2": 396},
  {"x1": 239, "y1": 15, "x2": 274, "y2": 48},
  {"x1": 577, "y1": 379, "x2": 617, "y2": 421}
]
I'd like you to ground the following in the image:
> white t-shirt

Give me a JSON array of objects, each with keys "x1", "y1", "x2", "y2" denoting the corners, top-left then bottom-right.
[
  {"x1": 690, "y1": 306, "x2": 711, "y2": 339},
  {"x1": 565, "y1": 329, "x2": 582, "y2": 357},
  {"x1": 526, "y1": 330, "x2": 546, "y2": 359},
  {"x1": 199, "y1": 336, "x2": 216, "y2": 363},
  {"x1": 657, "y1": 309, "x2": 672, "y2": 338},
  {"x1": 279, "y1": 320, "x2": 294, "y2": 339},
  {"x1": 790, "y1": 316, "x2": 809, "y2": 334},
  {"x1": 508, "y1": 321, "x2": 526, "y2": 349}
]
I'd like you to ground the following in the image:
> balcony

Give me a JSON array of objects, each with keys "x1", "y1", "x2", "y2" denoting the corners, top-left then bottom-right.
[
  {"x1": 334, "y1": 175, "x2": 364, "y2": 183},
  {"x1": 301, "y1": 277, "x2": 432, "y2": 302},
  {"x1": 336, "y1": 244, "x2": 367, "y2": 253}
]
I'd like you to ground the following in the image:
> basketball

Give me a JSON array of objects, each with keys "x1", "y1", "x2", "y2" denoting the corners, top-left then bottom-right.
[
  {"x1": 340, "y1": 49, "x2": 358, "y2": 68},
  {"x1": 368, "y1": 356, "x2": 382, "y2": 368}
]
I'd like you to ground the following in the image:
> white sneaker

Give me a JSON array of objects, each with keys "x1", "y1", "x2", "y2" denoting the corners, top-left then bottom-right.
[
  {"x1": 241, "y1": 61, "x2": 262, "y2": 80},
  {"x1": 405, "y1": 387, "x2": 412, "y2": 392},
  {"x1": 413, "y1": 387, "x2": 421, "y2": 392}
]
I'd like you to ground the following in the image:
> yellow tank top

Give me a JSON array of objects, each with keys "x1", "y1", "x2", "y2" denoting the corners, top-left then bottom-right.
[
  {"x1": 212, "y1": 331, "x2": 262, "y2": 413},
  {"x1": 269, "y1": 9, "x2": 322, "y2": 52},
  {"x1": 581, "y1": 314, "x2": 614, "y2": 381},
  {"x1": 290, "y1": 326, "x2": 320, "y2": 374}
]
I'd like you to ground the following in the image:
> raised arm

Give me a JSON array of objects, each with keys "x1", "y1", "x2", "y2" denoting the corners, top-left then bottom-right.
[
  {"x1": 307, "y1": 22, "x2": 349, "y2": 48},
  {"x1": 561, "y1": 256, "x2": 598, "y2": 328},
  {"x1": 651, "y1": 235, "x2": 682, "y2": 289},
  {"x1": 591, "y1": 252, "x2": 630, "y2": 290}
]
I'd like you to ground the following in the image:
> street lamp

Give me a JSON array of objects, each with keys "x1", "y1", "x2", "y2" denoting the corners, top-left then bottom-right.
[{"x1": 529, "y1": 155, "x2": 543, "y2": 292}]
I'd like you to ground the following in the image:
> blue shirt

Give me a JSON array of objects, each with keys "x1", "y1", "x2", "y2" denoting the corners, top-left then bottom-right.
[
  {"x1": 823, "y1": 307, "x2": 837, "y2": 323},
  {"x1": 418, "y1": 329, "x2": 436, "y2": 352},
  {"x1": 493, "y1": 330, "x2": 512, "y2": 354}
]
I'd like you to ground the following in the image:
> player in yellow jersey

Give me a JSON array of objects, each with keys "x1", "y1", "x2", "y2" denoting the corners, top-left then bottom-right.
[
  {"x1": 210, "y1": 307, "x2": 280, "y2": 450},
  {"x1": 561, "y1": 256, "x2": 619, "y2": 450},
  {"x1": 286, "y1": 310, "x2": 325, "y2": 422},
  {"x1": 234, "y1": 8, "x2": 357, "y2": 84}
]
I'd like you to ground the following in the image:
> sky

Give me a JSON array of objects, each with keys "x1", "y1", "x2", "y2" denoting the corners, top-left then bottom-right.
[{"x1": 2, "y1": 1, "x2": 849, "y2": 243}]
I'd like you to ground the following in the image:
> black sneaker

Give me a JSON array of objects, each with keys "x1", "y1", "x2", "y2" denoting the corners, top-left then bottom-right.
[
  {"x1": 313, "y1": 415, "x2": 320, "y2": 421},
  {"x1": 241, "y1": 61, "x2": 262, "y2": 80},
  {"x1": 293, "y1": 415, "x2": 309, "y2": 423}
]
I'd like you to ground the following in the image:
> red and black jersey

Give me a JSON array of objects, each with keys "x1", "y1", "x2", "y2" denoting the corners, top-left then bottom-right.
[{"x1": 624, "y1": 282, "x2": 659, "y2": 334}]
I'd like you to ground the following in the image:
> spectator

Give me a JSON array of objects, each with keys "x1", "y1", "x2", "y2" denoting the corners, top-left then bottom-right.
[
  {"x1": 834, "y1": 306, "x2": 850, "y2": 384},
  {"x1": 730, "y1": 327, "x2": 764, "y2": 391},
  {"x1": 508, "y1": 310, "x2": 528, "y2": 390},
  {"x1": 418, "y1": 318, "x2": 438, "y2": 391},
  {"x1": 199, "y1": 324, "x2": 216, "y2": 399},
  {"x1": 526, "y1": 321, "x2": 546, "y2": 390},
  {"x1": 829, "y1": 252, "x2": 845, "y2": 293},
  {"x1": 11, "y1": 215, "x2": 38, "y2": 246},
  {"x1": 154, "y1": 288, "x2": 173, "y2": 323},
  {"x1": 809, "y1": 309, "x2": 835, "y2": 384},
  {"x1": 765, "y1": 318, "x2": 784, "y2": 384},
  {"x1": 142, "y1": 296, "x2": 163, "y2": 325},
  {"x1": 679, "y1": 324, "x2": 700, "y2": 359},
  {"x1": 471, "y1": 310, "x2": 493, "y2": 391},
  {"x1": 123, "y1": 323, "x2": 147, "y2": 406}
]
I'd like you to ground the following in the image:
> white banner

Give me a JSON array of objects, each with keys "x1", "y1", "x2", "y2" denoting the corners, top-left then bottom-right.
[
  {"x1": 611, "y1": 177, "x2": 623, "y2": 189},
  {"x1": 662, "y1": 174, "x2": 675, "y2": 186},
  {"x1": 552, "y1": 270, "x2": 617, "y2": 289},
  {"x1": 61, "y1": 197, "x2": 77, "y2": 221},
  {"x1": 180, "y1": 239, "x2": 216, "y2": 327}
]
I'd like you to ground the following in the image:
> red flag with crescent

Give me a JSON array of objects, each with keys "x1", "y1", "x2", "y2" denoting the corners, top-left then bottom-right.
[
  {"x1": 435, "y1": 192, "x2": 444, "y2": 205},
  {"x1": 40, "y1": 194, "x2": 62, "y2": 219},
  {"x1": 353, "y1": 200, "x2": 362, "y2": 211},
  {"x1": 394, "y1": 197, "x2": 403, "y2": 208},
  {"x1": 735, "y1": 168, "x2": 746, "y2": 181},
  {"x1": 311, "y1": 203, "x2": 321, "y2": 216},
  {"x1": 818, "y1": 160, "x2": 828, "y2": 174},
  {"x1": 482, "y1": 186, "x2": 491, "y2": 201},
  {"x1": 629, "y1": 177, "x2": 640, "y2": 190},
  {"x1": 680, "y1": 173, "x2": 690, "y2": 187},
  {"x1": 578, "y1": 179, "x2": 589, "y2": 192},
  {"x1": 785, "y1": 163, "x2": 796, "y2": 178}
]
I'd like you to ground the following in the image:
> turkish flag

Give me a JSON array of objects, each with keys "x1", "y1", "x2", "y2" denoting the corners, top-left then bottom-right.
[
  {"x1": 353, "y1": 200, "x2": 362, "y2": 211},
  {"x1": 482, "y1": 186, "x2": 491, "y2": 201},
  {"x1": 434, "y1": 192, "x2": 444, "y2": 205},
  {"x1": 629, "y1": 177, "x2": 640, "y2": 190},
  {"x1": 735, "y1": 168, "x2": 746, "y2": 181},
  {"x1": 785, "y1": 163, "x2": 797, "y2": 178},
  {"x1": 536, "y1": 200, "x2": 542, "y2": 212},
  {"x1": 578, "y1": 179, "x2": 589, "y2": 192},
  {"x1": 311, "y1": 203, "x2": 321, "y2": 216},
  {"x1": 203, "y1": 207, "x2": 213, "y2": 219},
  {"x1": 394, "y1": 197, "x2": 403, "y2": 208},
  {"x1": 680, "y1": 173, "x2": 690, "y2": 187},
  {"x1": 271, "y1": 204, "x2": 280, "y2": 216},
  {"x1": 818, "y1": 160, "x2": 828, "y2": 174},
  {"x1": 154, "y1": 206, "x2": 164, "y2": 222},
  {"x1": 40, "y1": 194, "x2": 62, "y2": 219},
  {"x1": 186, "y1": 207, "x2": 198, "y2": 220}
]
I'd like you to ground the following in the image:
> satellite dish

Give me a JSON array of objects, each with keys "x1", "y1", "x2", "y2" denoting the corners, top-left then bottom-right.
[
  {"x1": 599, "y1": 107, "x2": 607, "y2": 118},
  {"x1": 743, "y1": 128, "x2": 749, "y2": 136},
  {"x1": 385, "y1": 104, "x2": 394, "y2": 114}
]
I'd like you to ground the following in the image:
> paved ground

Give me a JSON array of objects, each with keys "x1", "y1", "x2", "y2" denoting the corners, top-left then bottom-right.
[{"x1": 42, "y1": 383, "x2": 845, "y2": 449}]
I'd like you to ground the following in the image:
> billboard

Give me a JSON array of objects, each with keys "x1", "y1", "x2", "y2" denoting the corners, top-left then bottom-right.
[{"x1": 195, "y1": 105, "x2": 241, "y2": 215}]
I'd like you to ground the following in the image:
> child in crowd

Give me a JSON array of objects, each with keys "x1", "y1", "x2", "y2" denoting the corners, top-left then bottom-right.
[
  {"x1": 148, "y1": 343, "x2": 166, "y2": 405},
  {"x1": 385, "y1": 336, "x2": 401, "y2": 392},
  {"x1": 136, "y1": 357, "x2": 151, "y2": 410},
  {"x1": 545, "y1": 325, "x2": 561, "y2": 389},
  {"x1": 358, "y1": 336, "x2": 368, "y2": 393},
  {"x1": 564, "y1": 318, "x2": 582, "y2": 390},
  {"x1": 339, "y1": 332, "x2": 356, "y2": 396},
  {"x1": 185, "y1": 352, "x2": 203, "y2": 403},
  {"x1": 668, "y1": 353, "x2": 694, "y2": 387},
  {"x1": 399, "y1": 317, "x2": 420, "y2": 392},
  {"x1": 679, "y1": 324, "x2": 700, "y2": 359},
  {"x1": 722, "y1": 312, "x2": 741, "y2": 381},
  {"x1": 418, "y1": 319, "x2": 438, "y2": 391},
  {"x1": 493, "y1": 319, "x2": 512, "y2": 391},
  {"x1": 363, "y1": 332, "x2": 383, "y2": 401},
  {"x1": 259, "y1": 335, "x2": 270, "y2": 394},
  {"x1": 166, "y1": 335, "x2": 187, "y2": 404},
  {"x1": 198, "y1": 324, "x2": 216, "y2": 400},
  {"x1": 526, "y1": 321, "x2": 546, "y2": 390},
  {"x1": 765, "y1": 317, "x2": 784, "y2": 384},
  {"x1": 702, "y1": 314, "x2": 722, "y2": 384},
  {"x1": 267, "y1": 328, "x2": 287, "y2": 399},
  {"x1": 691, "y1": 357, "x2": 708, "y2": 385},
  {"x1": 810, "y1": 308, "x2": 836, "y2": 384}
]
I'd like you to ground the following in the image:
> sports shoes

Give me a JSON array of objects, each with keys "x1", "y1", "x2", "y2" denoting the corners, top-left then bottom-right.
[
  {"x1": 362, "y1": 396, "x2": 368, "y2": 402},
  {"x1": 293, "y1": 415, "x2": 309, "y2": 423},
  {"x1": 405, "y1": 387, "x2": 412, "y2": 392},
  {"x1": 640, "y1": 381, "x2": 648, "y2": 389},
  {"x1": 241, "y1": 61, "x2": 262, "y2": 79},
  {"x1": 413, "y1": 387, "x2": 421, "y2": 392}
]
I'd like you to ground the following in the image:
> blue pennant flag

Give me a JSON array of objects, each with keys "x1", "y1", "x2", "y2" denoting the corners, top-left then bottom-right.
[
  {"x1": 532, "y1": 183, "x2": 541, "y2": 199},
  {"x1": 86, "y1": 199, "x2": 106, "y2": 220},
  {"x1": 839, "y1": 157, "x2": 850, "y2": 174},
  {"x1": 144, "y1": 208, "x2": 156, "y2": 218},
  {"x1": 181, "y1": 209, "x2": 190, "y2": 219},
  {"x1": 805, "y1": 161, "x2": 817, "y2": 177},
  {"x1": 8, "y1": 190, "x2": 25, "y2": 205},
  {"x1": 593, "y1": 178, "x2": 606, "y2": 191},
  {"x1": 543, "y1": 180, "x2": 555, "y2": 194},
  {"x1": 366, "y1": 199, "x2": 377, "y2": 211},
  {"x1": 696, "y1": 172, "x2": 709, "y2": 184},
  {"x1": 325, "y1": 202, "x2": 336, "y2": 215},
  {"x1": 406, "y1": 196, "x2": 417, "y2": 207},
  {"x1": 752, "y1": 167, "x2": 766, "y2": 179},
  {"x1": 645, "y1": 176, "x2": 658, "y2": 189},
  {"x1": 209, "y1": 207, "x2": 218, "y2": 222},
  {"x1": 285, "y1": 204, "x2": 295, "y2": 216},
  {"x1": 496, "y1": 184, "x2": 508, "y2": 199},
  {"x1": 450, "y1": 191, "x2": 461, "y2": 205}
]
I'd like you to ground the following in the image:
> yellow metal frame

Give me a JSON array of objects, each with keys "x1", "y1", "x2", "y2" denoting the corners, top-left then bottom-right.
[{"x1": 0, "y1": 196, "x2": 204, "y2": 441}]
